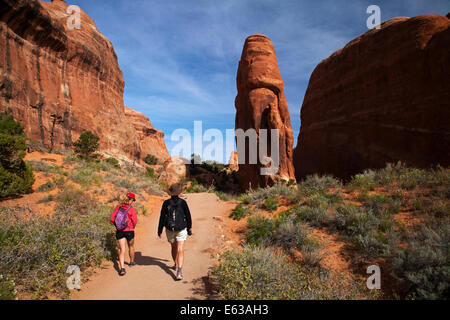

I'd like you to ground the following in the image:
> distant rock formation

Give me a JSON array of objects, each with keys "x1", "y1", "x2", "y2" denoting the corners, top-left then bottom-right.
[
  {"x1": 158, "y1": 156, "x2": 187, "y2": 187},
  {"x1": 235, "y1": 34, "x2": 295, "y2": 191},
  {"x1": 0, "y1": 0, "x2": 168, "y2": 164},
  {"x1": 293, "y1": 14, "x2": 450, "y2": 180},
  {"x1": 228, "y1": 151, "x2": 238, "y2": 172},
  {"x1": 124, "y1": 107, "x2": 170, "y2": 162}
]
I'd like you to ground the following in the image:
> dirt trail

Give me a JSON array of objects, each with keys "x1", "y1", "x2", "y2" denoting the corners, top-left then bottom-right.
[{"x1": 71, "y1": 193, "x2": 236, "y2": 300}]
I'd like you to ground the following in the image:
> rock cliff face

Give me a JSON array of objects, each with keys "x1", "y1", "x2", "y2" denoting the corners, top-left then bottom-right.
[
  {"x1": 293, "y1": 14, "x2": 450, "y2": 180},
  {"x1": 235, "y1": 34, "x2": 295, "y2": 191},
  {"x1": 0, "y1": 0, "x2": 168, "y2": 163}
]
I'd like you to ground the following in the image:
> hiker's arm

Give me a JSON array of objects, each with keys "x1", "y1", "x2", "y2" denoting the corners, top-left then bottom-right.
[
  {"x1": 130, "y1": 207, "x2": 137, "y2": 229},
  {"x1": 157, "y1": 202, "x2": 166, "y2": 236},
  {"x1": 110, "y1": 205, "x2": 119, "y2": 225},
  {"x1": 184, "y1": 201, "x2": 192, "y2": 231}
]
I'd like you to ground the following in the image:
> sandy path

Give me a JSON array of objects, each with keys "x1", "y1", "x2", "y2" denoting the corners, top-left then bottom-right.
[{"x1": 71, "y1": 193, "x2": 235, "y2": 300}]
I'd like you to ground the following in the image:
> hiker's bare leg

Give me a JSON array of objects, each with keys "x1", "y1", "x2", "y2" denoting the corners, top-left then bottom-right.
[
  {"x1": 176, "y1": 240, "x2": 185, "y2": 269},
  {"x1": 128, "y1": 238, "x2": 135, "y2": 263},
  {"x1": 171, "y1": 242, "x2": 177, "y2": 265},
  {"x1": 118, "y1": 238, "x2": 127, "y2": 269}
]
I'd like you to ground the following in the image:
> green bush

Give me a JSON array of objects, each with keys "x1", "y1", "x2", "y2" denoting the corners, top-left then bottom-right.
[
  {"x1": 104, "y1": 157, "x2": 120, "y2": 169},
  {"x1": 69, "y1": 167, "x2": 101, "y2": 187},
  {"x1": 272, "y1": 218, "x2": 322, "y2": 268},
  {"x1": 72, "y1": 131, "x2": 99, "y2": 158},
  {"x1": 0, "y1": 113, "x2": 35, "y2": 198},
  {"x1": 212, "y1": 246, "x2": 370, "y2": 300},
  {"x1": 143, "y1": 154, "x2": 158, "y2": 165},
  {"x1": 392, "y1": 220, "x2": 450, "y2": 299},
  {"x1": 0, "y1": 205, "x2": 115, "y2": 299},
  {"x1": 262, "y1": 196, "x2": 279, "y2": 212},
  {"x1": 229, "y1": 204, "x2": 251, "y2": 221},
  {"x1": 145, "y1": 167, "x2": 157, "y2": 180},
  {"x1": 334, "y1": 204, "x2": 395, "y2": 255},
  {"x1": 38, "y1": 177, "x2": 65, "y2": 192},
  {"x1": 185, "y1": 179, "x2": 212, "y2": 193},
  {"x1": 0, "y1": 275, "x2": 17, "y2": 300},
  {"x1": 246, "y1": 215, "x2": 278, "y2": 246}
]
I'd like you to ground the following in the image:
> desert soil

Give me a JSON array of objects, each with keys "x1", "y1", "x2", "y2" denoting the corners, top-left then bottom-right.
[{"x1": 70, "y1": 193, "x2": 236, "y2": 300}]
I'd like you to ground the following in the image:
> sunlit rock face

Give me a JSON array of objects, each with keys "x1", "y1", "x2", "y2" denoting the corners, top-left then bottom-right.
[
  {"x1": 0, "y1": 0, "x2": 168, "y2": 163},
  {"x1": 235, "y1": 34, "x2": 295, "y2": 191},
  {"x1": 293, "y1": 14, "x2": 450, "y2": 180}
]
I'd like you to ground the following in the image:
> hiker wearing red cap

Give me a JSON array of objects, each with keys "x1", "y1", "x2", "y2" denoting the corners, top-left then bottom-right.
[{"x1": 110, "y1": 192, "x2": 137, "y2": 276}]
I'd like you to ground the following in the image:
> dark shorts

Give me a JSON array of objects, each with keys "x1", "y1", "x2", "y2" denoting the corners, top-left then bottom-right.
[{"x1": 116, "y1": 231, "x2": 135, "y2": 241}]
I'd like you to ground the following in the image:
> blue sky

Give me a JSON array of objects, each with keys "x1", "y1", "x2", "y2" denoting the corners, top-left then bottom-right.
[{"x1": 59, "y1": 0, "x2": 448, "y2": 162}]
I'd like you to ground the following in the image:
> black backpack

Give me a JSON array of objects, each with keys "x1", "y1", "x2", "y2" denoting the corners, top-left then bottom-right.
[{"x1": 165, "y1": 198, "x2": 186, "y2": 231}]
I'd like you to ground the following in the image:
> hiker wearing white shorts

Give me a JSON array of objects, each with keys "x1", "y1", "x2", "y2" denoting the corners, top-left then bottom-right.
[{"x1": 158, "y1": 183, "x2": 192, "y2": 280}]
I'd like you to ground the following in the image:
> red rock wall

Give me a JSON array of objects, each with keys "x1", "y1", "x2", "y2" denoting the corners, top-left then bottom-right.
[
  {"x1": 0, "y1": 0, "x2": 168, "y2": 163},
  {"x1": 293, "y1": 14, "x2": 450, "y2": 180},
  {"x1": 235, "y1": 34, "x2": 295, "y2": 191}
]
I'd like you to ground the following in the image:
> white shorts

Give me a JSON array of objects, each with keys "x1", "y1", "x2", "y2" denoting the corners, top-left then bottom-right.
[{"x1": 166, "y1": 228, "x2": 187, "y2": 243}]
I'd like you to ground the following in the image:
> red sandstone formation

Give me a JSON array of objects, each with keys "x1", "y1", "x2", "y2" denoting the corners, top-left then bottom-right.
[
  {"x1": 235, "y1": 34, "x2": 295, "y2": 191},
  {"x1": 124, "y1": 107, "x2": 170, "y2": 162},
  {"x1": 0, "y1": 0, "x2": 168, "y2": 164},
  {"x1": 158, "y1": 156, "x2": 188, "y2": 187},
  {"x1": 228, "y1": 151, "x2": 239, "y2": 172},
  {"x1": 293, "y1": 14, "x2": 450, "y2": 180}
]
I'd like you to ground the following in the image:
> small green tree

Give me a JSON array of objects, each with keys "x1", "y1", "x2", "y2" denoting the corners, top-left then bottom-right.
[
  {"x1": 0, "y1": 113, "x2": 35, "y2": 198},
  {"x1": 73, "y1": 131, "x2": 99, "y2": 158},
  {"x1": 143, "y1": 154, "x2": 158, "y2": 165}
]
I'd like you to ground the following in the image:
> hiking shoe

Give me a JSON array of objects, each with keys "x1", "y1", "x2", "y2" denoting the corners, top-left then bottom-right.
[
  {"x1": 129, "y1": 261, "x2": 137, "y2": 267},
  {"x1": 119, "y1": 268, "x2": 126, "y2": 276},
  {"x1": 176, "y1": 269, "x2": 183, "y2": 281}
]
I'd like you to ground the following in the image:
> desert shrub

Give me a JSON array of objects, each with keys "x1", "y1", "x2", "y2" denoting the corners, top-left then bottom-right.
[
  {"x1": 362, "y1": 194, "x2": 401, "y2": 215},
  {"x1": 0, "y1": 275, "x2": 17, "y2": 300},
  {"x1": 262, "y1": 196, "x2": 279, "y2": 212},
  {"x1": 214, "y1": 191, "x2": 239, "y2": 202},
  {"x1": 212, "y1": 246, "x2": 370, "y2": 300},
  {"x1": 246, "y1": 215, "x2": 278, "y2": 246},
  {"x1": 185, "y1": 179, "x2": 212, "y2": 193},
  {"x1": 72, "y1": 131, "x2": 99, "y2": 158},
  {"x1": 133, "y1": 203, "x2": 148, "y2": 216},
  {"x1": 143, "y1": 154, "x2": 158, "y2": 165},
  {"x1": 348, "y1": 172, "x2": 376, "y2": 192},
  {"x1": 272, "y1": 218, "x2": 322, "y2": 268},
  {"x1": 229, "y1": 204, "x2": 252, "y2": 221},
  {"x1": 145, "y1": 167, "x2": 157, "y2": 180},
  {"x1": 392, "y1": 220, "x2": 450, "y2": 299},
  {"x1": 424, "y1": 201, "x2": 449, "y2": 218},
  {"x1": 38, "y1": 177, "x2": 65, "y2": 192},
  {"x1": 0, "y1": 205, "x2": 115, "y2": 299},
  {"x1": 334, "y1": 204, "x2": 395, "y2": 255},
  {"x1": 36, "y1": 194, "x2": 55, "y2": 204},
  {"x1": 245, "y1": 184, "x2": 296, "y2": 205},
  {"x1": 296, "y1": 205, "x2": 329, "y2": 227},
  {"x1": 0, "y1": 113, "x2": 35, "y2": 198},
  {"x1": 298, "y1": 174, "x2": 342, "y2": 197},
  {"x1": 68, "y1": 167, "x2": 101, "y2": 187},
  {"x1": 104, "y1": 157, "x2": 120, "y2": 169},
  {"x1": 55, "y1": 188, "x2": 98, "y2": 215}
]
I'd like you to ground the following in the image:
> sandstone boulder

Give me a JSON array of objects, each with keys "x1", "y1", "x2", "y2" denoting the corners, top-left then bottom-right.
[
  {"x1": 158, "y1": 156, "x2": 188, "y2": 187},
  {"x1": 235, "y1": 34, "x2": 295, "y2": 191},
  {"x1": 293, "y1": 14, "x2": 450, "y2": 180}
]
